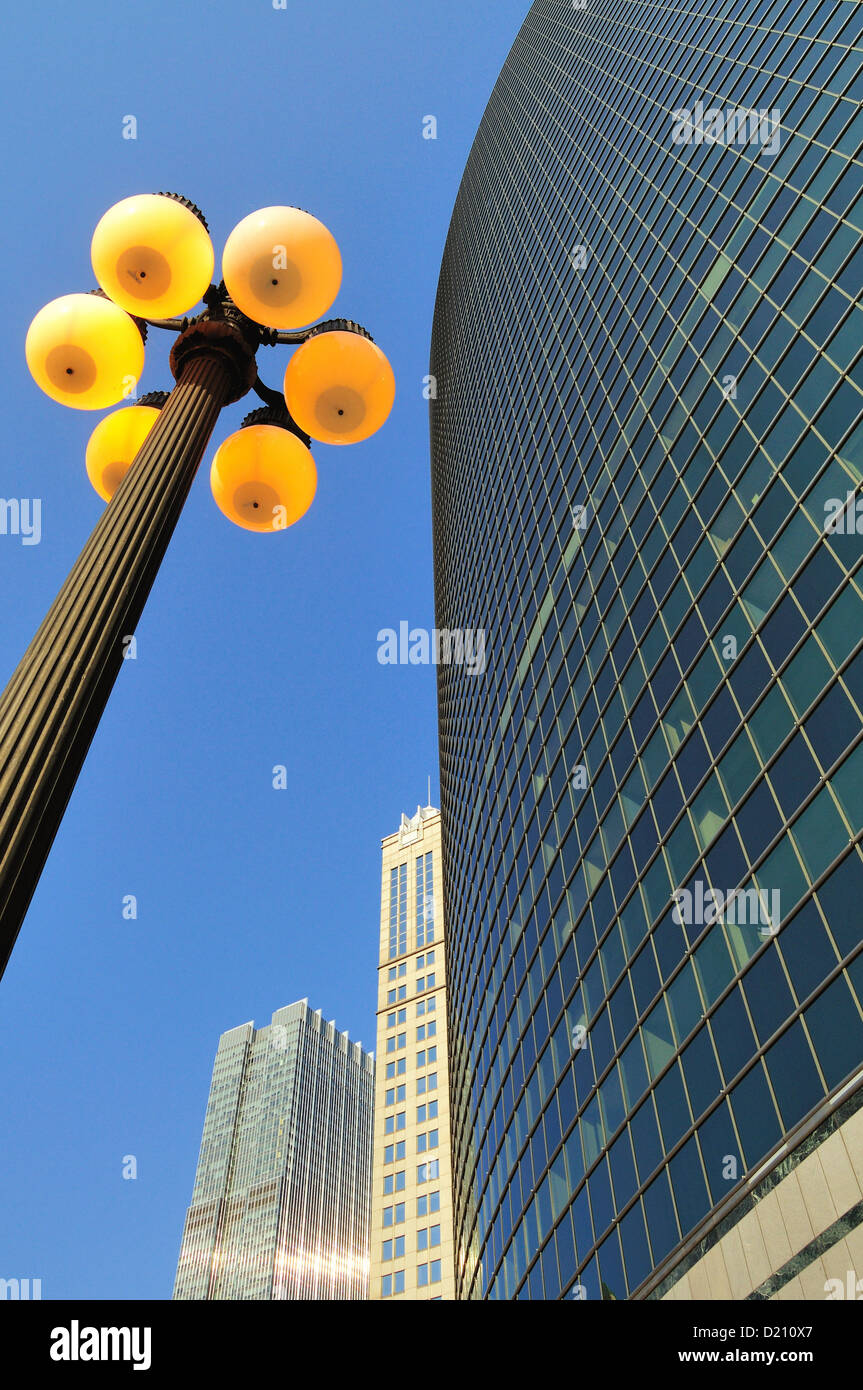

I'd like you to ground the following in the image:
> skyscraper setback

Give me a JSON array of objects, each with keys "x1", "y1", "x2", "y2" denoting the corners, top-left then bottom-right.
[
  {"x1": 431, "y1": 0, "x2": 863, "y2": 1298},
  {"x1": 173, "y1": 1000, "x2": 374, "y2": 1300},
  {"x1": 369, "y1": 805, "x2": 456, "y2": 1298}
]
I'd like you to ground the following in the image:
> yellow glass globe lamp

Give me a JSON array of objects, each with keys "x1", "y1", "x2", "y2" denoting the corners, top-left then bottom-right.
[
  {"x1": 221, "y1": 207, "x2": 341, "y2": 329},
  {"x1": 282, "y1": 324, "x2": 395, "y2": 444},
  {"x1": 91, "y1": 193, "x2": 214, "y2": 318},
  {"x1": 210, "y1": 413, "x2": 317, "y2": 532},
  {"x1": 25, "y1": 293, "x2": 146, "y2": 410},
  {"x1": 85, "y1": 395, "x2": 166, "y2": 502}
]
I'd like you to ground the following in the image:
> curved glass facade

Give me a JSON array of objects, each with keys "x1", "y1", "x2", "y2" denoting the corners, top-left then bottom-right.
[{"x1": 430, "y1": 0, "x2": 863, "y2": 1298}]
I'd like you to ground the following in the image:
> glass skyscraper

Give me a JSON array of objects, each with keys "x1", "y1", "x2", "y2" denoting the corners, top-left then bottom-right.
[
  {"x1": 431, "y1": 0, "x2": 863, "y2": 1299},
  {"x1": 173, "y1": 1000, "x2": 374, "y2": 1300}
]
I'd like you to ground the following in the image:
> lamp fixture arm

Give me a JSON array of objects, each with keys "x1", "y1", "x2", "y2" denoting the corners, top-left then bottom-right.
[{"x1": 252, "y1": 374, "x2": 287, "y2": 408}]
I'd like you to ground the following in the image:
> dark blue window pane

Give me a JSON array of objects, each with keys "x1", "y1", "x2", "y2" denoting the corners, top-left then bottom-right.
[
  {"x1": 607, "y1": 1130, "x2": 638, "y2": 1210},
  {"x1": 767, "y1": 732, "x2": 820, "y2": 818},
  {"x1": 668, "y1": 1136, "x2": 711, "y2": 1235},
  {"x1": 804, "y1": 975, "x2": 863, "y2": 1089},
  {"x1": 569, "y1": 1184, "x2": 594, "y2": 1267},
  {"x1": 555, "y1": 1212, "x2": 577, "y2": 1292},
  {"x1": 779, "y1": 899, "x2": 838, "y2": 1002},
  {"x1": 711, "y1": 985, "x2": 757, "y2": 1084},
  {"x1": 764, "y1": 1021, "x2": 825, "y2": 1130},
  {"x1": 680, "y1": 1027, "x2": 723, "y2": 1121},
  {"x1": 596, "y1": 1229, "x2": 626, "y2": 1301},
  {"x1": 630, "y1": 1096, "x2": 663, "y2": 1184},
  {"x1": 730, "y1": 1062, "x2": 783, "y2": 1168},
  {"x1": 587, "y1": 1156, "x2": 615, "y2": 1242},
  {"x1": 540, "y1": 1236, "x2": 562, "y2": 1301},
  {"x1": 742, "y1": 945, "x2": 795, "y2": 1044},
  {"x1": 619, "y1": 1200, "x2": 653, "y2": 1294},
  {"x1": 642, "y1": 1170, "x2": 680, "y2": 1268},
  {"x1": 697, "y1": 1098, "x2": 743, "y2": 1203},
  {"x1": 815, "y1": 851, "x2": 863, "y2": 959},
  {"x1": 804, "y1": 683, "x2": 860, "y2": 771},
  {"x1": 734, "y1": 781, "x2": 783, "y2": 863},
  {"x1": 654, "y1": 1061, "x2": 692, "y2": 1151}
]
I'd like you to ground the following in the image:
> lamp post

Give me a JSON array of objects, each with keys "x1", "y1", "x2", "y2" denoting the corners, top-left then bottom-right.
[{"x1": 0, "y1": 193, "x2": 395, "y2": 982}]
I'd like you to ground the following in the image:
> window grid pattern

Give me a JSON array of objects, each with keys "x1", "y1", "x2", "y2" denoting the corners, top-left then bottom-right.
[
  {"x1": 389, "y1": 863, "x2": 408, "y2": 959},
  {"x1": 430, "y1": 0, "x2": 863, "y2": 1300},
  {"x1": 173, "y1": 1004, "x2": 374, "y2": 1301},
  {"x1": 417, "y1": 851, "x2": 436, "y2": 946}
]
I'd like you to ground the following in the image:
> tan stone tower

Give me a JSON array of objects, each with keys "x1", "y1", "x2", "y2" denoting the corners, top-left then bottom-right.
[{"x1": 369, "y1": 804, "x2": 455, "y2": 1299}]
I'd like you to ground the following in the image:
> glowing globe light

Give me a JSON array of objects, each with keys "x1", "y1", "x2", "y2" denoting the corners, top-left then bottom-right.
[
  {"x1": 85, "y1": 402, "x2": 163, "y2": 502},
  {"x1": 283, "y1": 327, "x2": 395, "y2": 444},
  {"x1": 25, "y1": 293, "x2": 145, "y2": 410},
  {"x1": 210, "y1": 422, "x2": 317, "y2": 532},
  {"x1": 221, "y1": 207, "x2": 341, "y2": 329},
  {"x1": 91, "y1": 193, "x2": 214, "y2": 318}
]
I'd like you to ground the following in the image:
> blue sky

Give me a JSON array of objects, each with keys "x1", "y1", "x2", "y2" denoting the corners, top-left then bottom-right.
[{"x1": 0, "y1": 0, "x2": 527, "y2": 1299}]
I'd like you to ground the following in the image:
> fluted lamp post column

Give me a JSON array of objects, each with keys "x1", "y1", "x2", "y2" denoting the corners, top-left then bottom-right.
[{"x1": 0, "y1": 194, "x2": 395, "y2": 982}]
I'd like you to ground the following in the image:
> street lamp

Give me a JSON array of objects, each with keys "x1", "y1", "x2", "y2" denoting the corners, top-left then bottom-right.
[{"x1": 0, "y1": 192, "x2": 395, "y2": 981}]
